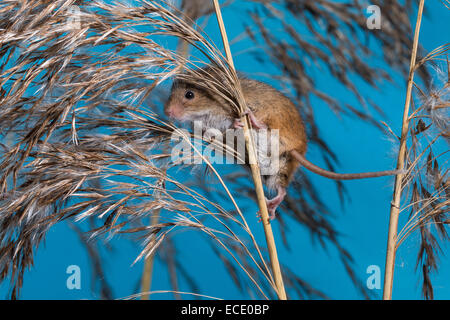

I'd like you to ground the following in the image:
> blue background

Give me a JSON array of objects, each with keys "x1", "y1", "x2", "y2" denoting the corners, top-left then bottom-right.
[{"x1": 1, "y1": 1, "x2": 449, "y2": 300}]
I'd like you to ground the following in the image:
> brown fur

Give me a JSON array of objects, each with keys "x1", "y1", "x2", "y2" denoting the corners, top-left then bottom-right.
[
  {"x1": 165, "y1": 70, "x2": 399, "y2": 218},
  {"x1": 165, "y1": 76, "x2": 307, "y2": 189},
  {"x1": 240, "y1": 79, "x2": 307, "y2": 187},
  {"x1": 165, "y1": 74, "x2": 399, "y2": 184}
]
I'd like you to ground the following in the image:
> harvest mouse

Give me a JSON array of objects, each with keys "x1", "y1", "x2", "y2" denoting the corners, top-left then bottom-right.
[{"x1": 165, "y1": 68, "x2": 399, "y2": 220}]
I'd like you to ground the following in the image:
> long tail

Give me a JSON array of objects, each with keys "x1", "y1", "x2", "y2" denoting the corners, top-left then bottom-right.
[{"x1": 291, "y1": 150, "x2": 400, "y2": 180}]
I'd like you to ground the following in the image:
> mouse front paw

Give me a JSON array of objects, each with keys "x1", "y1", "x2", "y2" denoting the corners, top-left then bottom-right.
[
  {"x1": 233, "y1": 118, "x2": 244, "y2": 129},
  {"x1": 256, "y1": 210, "x2": 277, "y2": 222}
]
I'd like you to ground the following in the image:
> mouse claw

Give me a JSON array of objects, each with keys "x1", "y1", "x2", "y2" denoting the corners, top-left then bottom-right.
[
  {"x1": 256, "y1": 198, "x2": 278, "y2": 222},
  {"x1": 233, "y1": 118, "x2": 244, "y2": 129},
  {"x1": 257, "y1": 187, "x2": 285, "y2": 222},
  {"x1": 256, "y1": 210, "x2": 277, "y2": 223},
  {"x1": 268, "y1": 210, "x2": 277, "y2": 220}
]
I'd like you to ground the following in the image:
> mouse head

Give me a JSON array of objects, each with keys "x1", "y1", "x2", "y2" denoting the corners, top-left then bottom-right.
[
  {"x1": 165, "y1": 80, "x2": 201, "y2": 121},
  {"x1": 164, "y1": 63, "x2": 242, "y2": 127},
  {"x1": 164, "y1": 78, "x2": 229, "y2": 123}
]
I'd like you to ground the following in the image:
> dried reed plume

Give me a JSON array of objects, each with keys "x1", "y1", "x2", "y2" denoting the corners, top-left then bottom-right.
[
  {"x1": 382, "y1": 0, "x2": 449, "y2": 299},
  {"x1": 385, "y1": 49, "x2": 449, "y2": 299}
]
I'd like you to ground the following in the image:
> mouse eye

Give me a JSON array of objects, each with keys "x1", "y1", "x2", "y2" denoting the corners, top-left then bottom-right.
[{"x1": 185, "y1": 90, "x2": 195, "y2": 100}]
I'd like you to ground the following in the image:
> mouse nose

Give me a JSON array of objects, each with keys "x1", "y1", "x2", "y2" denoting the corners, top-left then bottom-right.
[
  {"x1": 165, "y1": 104, "x2": 182, "y2": 119},
  {"x1": 164, "y1": 105, "x2": 175, "y2": 118},
  {"x1": 165, "y1": 107, "x2": 173, "y2": 118}
]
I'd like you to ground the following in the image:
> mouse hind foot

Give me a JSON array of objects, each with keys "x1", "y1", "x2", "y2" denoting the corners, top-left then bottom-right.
[{"x1": 257, "y1": 186, "x2": 286, "y2": 221}]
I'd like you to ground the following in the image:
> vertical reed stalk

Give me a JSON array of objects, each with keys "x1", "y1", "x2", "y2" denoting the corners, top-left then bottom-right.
[
  {"x1": 383, "y1": 0, "x2": 425, "y2": 300},
  {"x1": 211, "y1": 0, "x2": 287, "y2": 300},
  {"x1": 140, "y1": 214, "x2": 160, "y2": 300}
]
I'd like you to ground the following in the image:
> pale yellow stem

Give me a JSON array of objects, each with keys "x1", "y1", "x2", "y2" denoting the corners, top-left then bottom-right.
[
  {"x1": 140, "y1": 213, "x2": 161, "y2": 300},
  {"x1": 212, "y1": 0, "x2": 287, "y2": 300},
  {"x1": 383, "y1": 0, "x2": 425, "y2": 300}
]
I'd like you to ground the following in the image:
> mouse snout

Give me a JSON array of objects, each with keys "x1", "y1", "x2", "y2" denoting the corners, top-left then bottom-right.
[{"x1": 165, "y1": 102, "x2": 184, "y2": 119}]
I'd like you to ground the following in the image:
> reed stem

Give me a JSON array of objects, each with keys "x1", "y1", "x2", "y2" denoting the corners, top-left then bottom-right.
[
  {"x1": 211, "y1": 0, "x2": 287, "y2": 300},
  {"x1": 140, "y1": 214, "x2": 160, "y2": 300},
  {"x1": 382, "y1": 0, "x2": 425, "y2": 300}
]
